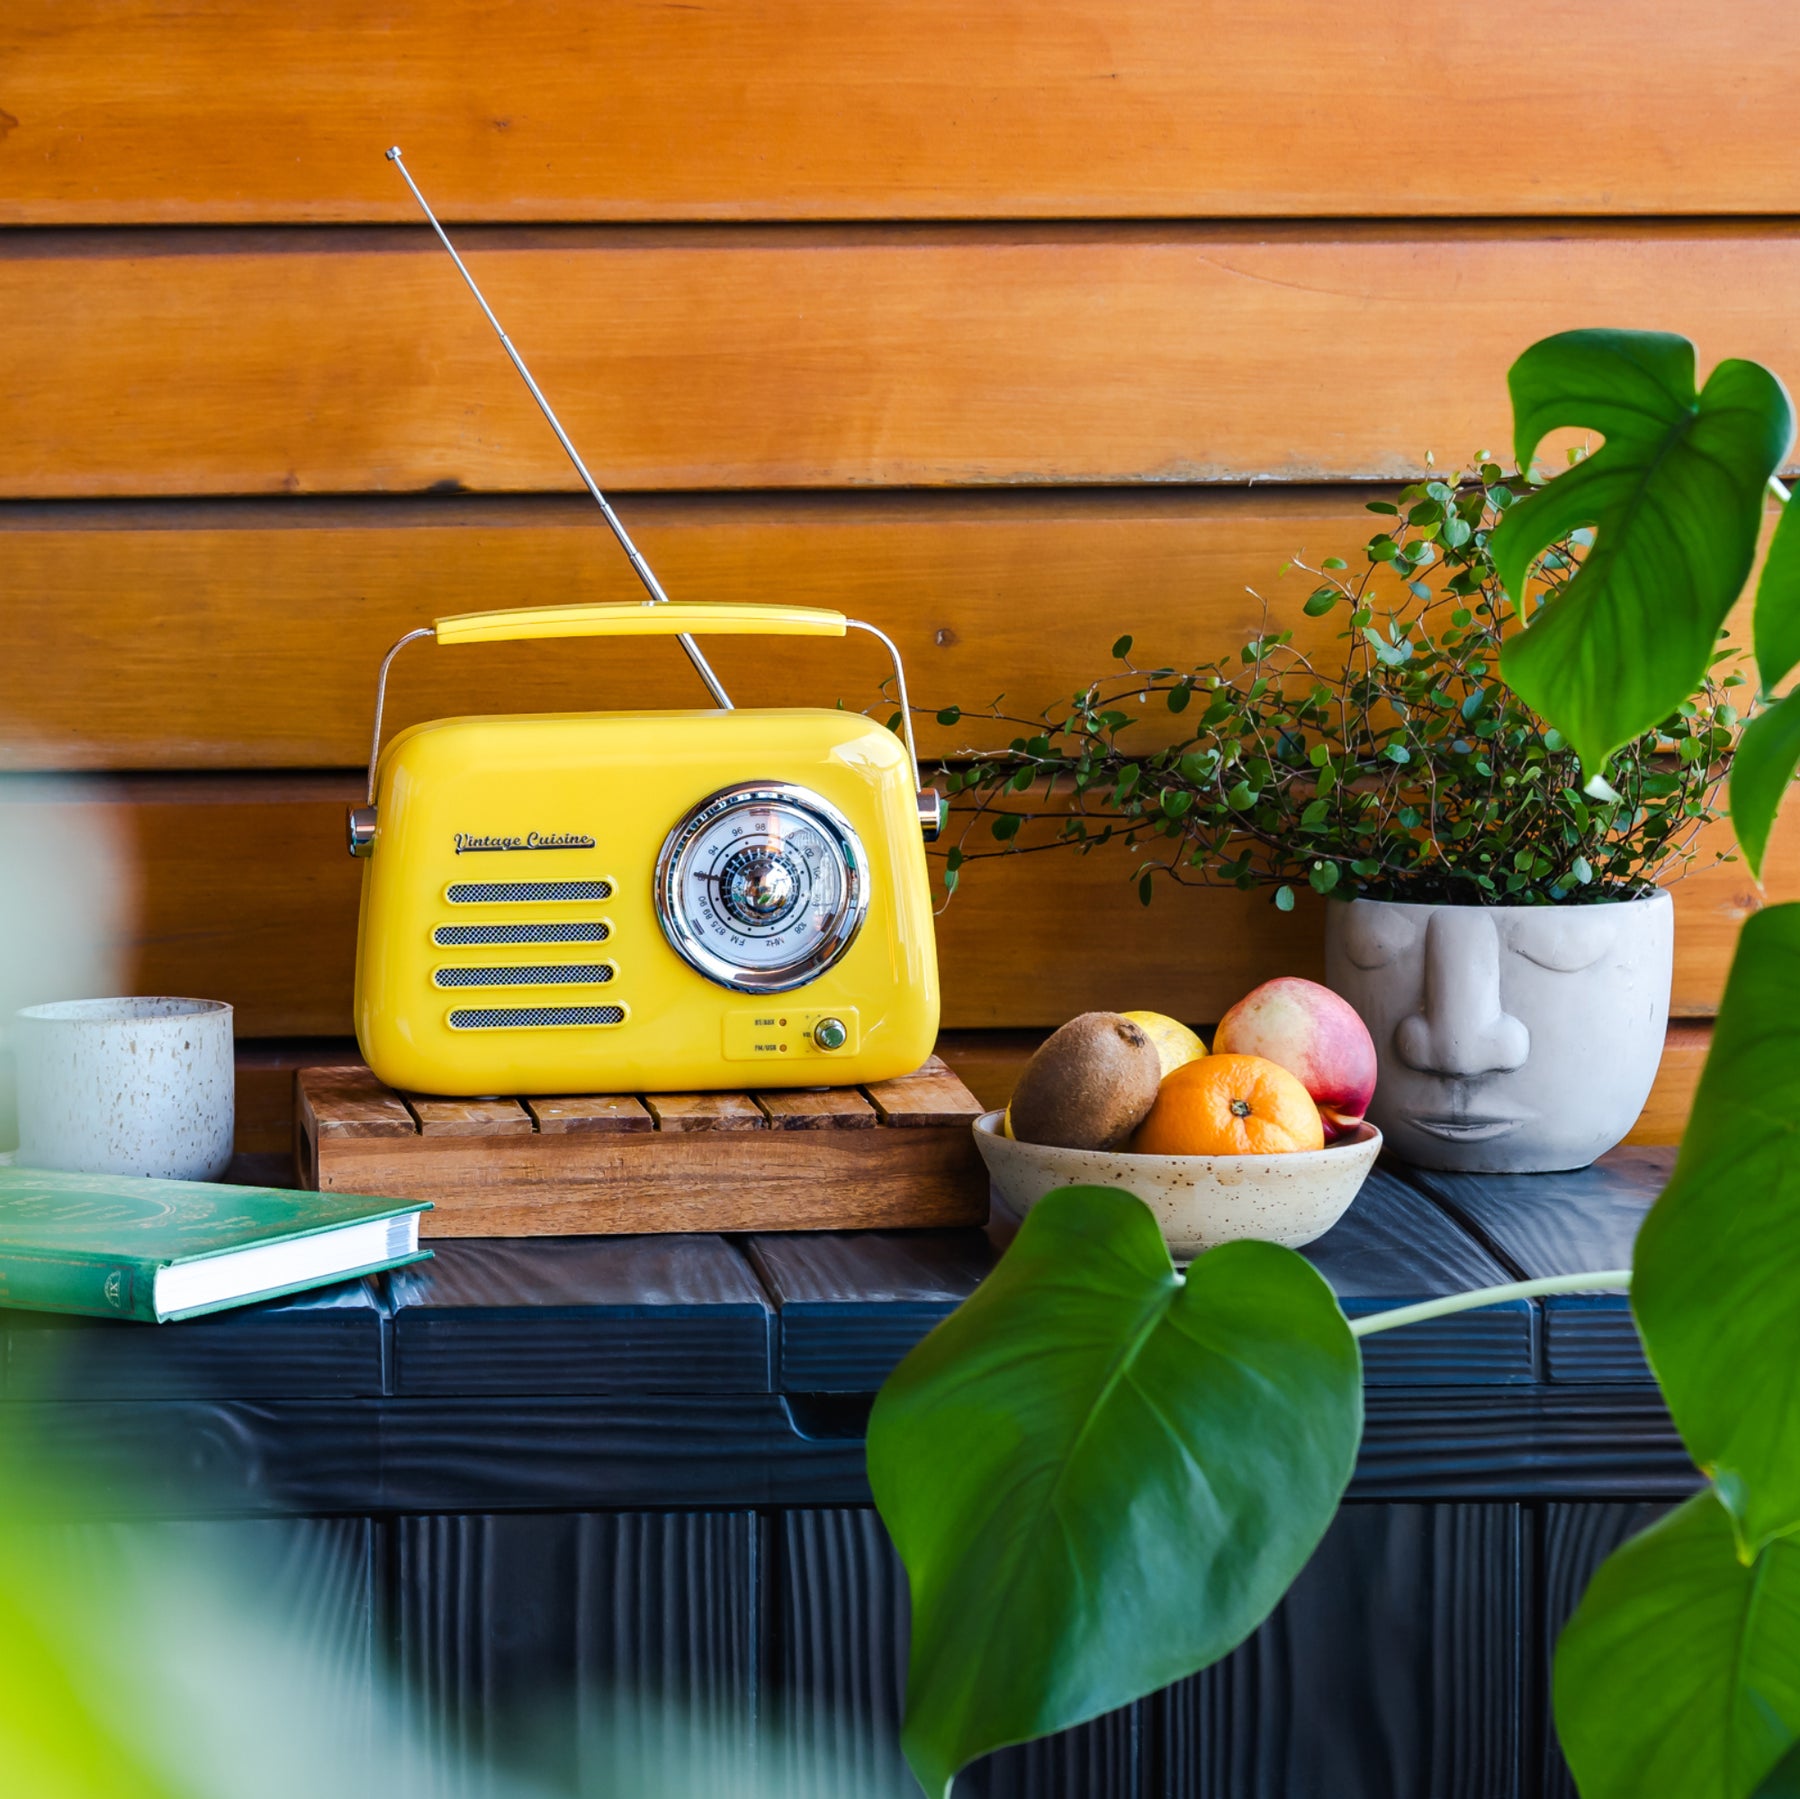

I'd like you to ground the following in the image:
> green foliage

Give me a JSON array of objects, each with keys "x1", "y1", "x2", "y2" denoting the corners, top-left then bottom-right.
[
  {"x1": 1730, "y1": 696, "x2": 1800, "y2": 880},
  {"x1": 1491, "y1": 329, "x2": 1793, "y2": 777},
  {"x1": 867, "y1": 1187, "x2": 1360, "y2": 1799},
  {"x1": 1632, "y1": 904, "x2": 1800, "y2": 1557},
  {"x1": 1756, "y1": 1741, "x2": 1800, "y2": 1798},
  {"x1": 1553, "y1": 1490, "x2": 1800, "y2": 1799},
  {"x1": 880, "y1": 330, "x2": 1800, "y2": 1799},
  {"x1": 937, "y1": 462, "x2": 1735, "y2": 907},
  {"x1": 1755, "y1": 492, "x2": 1800, "y2": 693}
]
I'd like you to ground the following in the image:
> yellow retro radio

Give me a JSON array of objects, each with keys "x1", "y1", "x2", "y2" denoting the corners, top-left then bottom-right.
[{"x1": 347, "y1": 154, "x2": 943, "y2": 1097}]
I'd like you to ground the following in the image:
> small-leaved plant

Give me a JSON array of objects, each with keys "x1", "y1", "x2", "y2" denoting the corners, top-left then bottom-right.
[
  {"x1": 870, "y1": 332, "x2": 1800, "y2": 1799},
  {"x1": 933, "y1": 462, "x2": 1739, "y2": 912}
]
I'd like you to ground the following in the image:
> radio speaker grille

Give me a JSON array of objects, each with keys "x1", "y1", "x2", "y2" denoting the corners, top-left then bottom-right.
[
  {"x1": 434, "y1": 964, "x2": 614, "y2": 988},
  {"x1": 449, "y1": 1005, "x2": 626, "y2": 1030},
  {"x1": 446, "y1": 880, "x2": 613, "y2": 904},
  {"x1": 433, "y1": 922, "x2": 610, "y2": 946}
]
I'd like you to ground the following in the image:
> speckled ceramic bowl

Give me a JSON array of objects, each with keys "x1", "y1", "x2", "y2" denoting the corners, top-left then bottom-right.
[
  {"x1": 973, "y1": 1111, "x2": 1381, "y2": 1260},
  {"x1": 13, "y1": 997, "x2": 235, "y2": 1181}
]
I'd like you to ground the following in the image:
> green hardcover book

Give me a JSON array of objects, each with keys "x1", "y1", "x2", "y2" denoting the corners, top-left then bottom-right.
[{"x1": 0, "y1": 1167, "x2": 431, "y2": 1323}]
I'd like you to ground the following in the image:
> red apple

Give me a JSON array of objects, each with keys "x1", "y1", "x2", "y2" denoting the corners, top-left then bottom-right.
[{"x1": 1212, "y1": 977, "x2": 1377, "y2": 1140}]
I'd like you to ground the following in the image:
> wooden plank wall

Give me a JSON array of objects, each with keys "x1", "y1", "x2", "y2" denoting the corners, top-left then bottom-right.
[{"x1": 6, "y1": 2, "x2": 1795, "y2": 1147}]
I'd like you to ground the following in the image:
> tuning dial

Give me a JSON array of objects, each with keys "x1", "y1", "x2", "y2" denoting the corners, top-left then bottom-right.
[
  {"x1": 719, "y1": 848, "x2": 800, "y2": 926},
  {"x1": 813, "y1": 1017, "x2": 848, "y2": 1051}
]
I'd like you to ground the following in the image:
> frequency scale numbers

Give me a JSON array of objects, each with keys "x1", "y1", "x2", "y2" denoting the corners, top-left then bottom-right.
[{"x1": 655, "y1": 784, "x2": 869, "y2": 994}]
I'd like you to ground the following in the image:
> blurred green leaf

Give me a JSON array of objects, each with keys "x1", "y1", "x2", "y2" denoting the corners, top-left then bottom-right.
[
  {"x1": 1303, "y1": 588, "x2": 1339, "y2": 618},
  {"x1": 1492, "y1": 329, "x2": 1792, "y2": 774},
  {"x1": 1730, "y1": 695, "x2": 1800, "y2": 880},
  {"x1": 868, "y1": 1190, "x2": 1360, "y2": 1799},
  {"x1": 1755, "y1": 498, "x2": 1800, "y2": 692},
  {"x1": 1111, "y1": 634, "x2": 1133, "y2": 660},
  {"x1": 1555, "y1": 1490, "x2": 1800, "y2": 1799},
  {"x1": 1635, "y1": 904, "x2": 1800, "y2": 1554}
]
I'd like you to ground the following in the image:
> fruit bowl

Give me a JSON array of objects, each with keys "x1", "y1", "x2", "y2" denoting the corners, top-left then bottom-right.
[{"x1": 973, "y1": 1111, "x2": 1382, "y2": 1260}]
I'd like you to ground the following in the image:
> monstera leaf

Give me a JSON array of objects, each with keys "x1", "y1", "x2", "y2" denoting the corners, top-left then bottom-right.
[
  {"x1": 1757, "y1": 1740, "x2": 1800, "y2": 1799},
  {"x1": 1731, "y1": 694, "x2": 1800, "y2": 881},
  {"x1": 1735, "y1": 497, "x2": 1800, "y2": 879},
  {"x1": 1634, "y1": 904, "x2": 1800, "y2": 1555},
  {"x1": 867, "y1": 1187, "x2": 1361, "y2": 1798},
  {"x1": 1754, "y1": 494, "x2": 1800, "y2": 697},
  {"x1": 1555, "y1": 1490, "x2": 1800, "y2": 1799},
  {"x1": 1490, "y1": 329, "x2": 1792, "y2": 777}
]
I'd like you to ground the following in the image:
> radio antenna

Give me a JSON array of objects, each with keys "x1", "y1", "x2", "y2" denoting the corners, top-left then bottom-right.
[{"x1": 386, "y1": 146, "x2": 733, "y2": 710}]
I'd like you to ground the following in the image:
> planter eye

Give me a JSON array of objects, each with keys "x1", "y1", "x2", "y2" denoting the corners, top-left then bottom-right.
[
  {"x1": 1340, "y1": 905, "x2": 1420, "y2": 970},
  {"x1": 1505, "y1": 912, "x2": 1616, "y2": 974}
]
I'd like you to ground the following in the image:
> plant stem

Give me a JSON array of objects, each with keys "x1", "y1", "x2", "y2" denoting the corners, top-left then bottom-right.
[{"x1": 1348, "y1": 1269, "x2": 1632, "y2": 1337}]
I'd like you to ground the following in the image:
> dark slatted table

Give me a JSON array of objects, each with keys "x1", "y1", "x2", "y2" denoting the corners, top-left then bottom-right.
[{"x1": 0, "y1": 1149, "x2": 1690, "y2": 1799}]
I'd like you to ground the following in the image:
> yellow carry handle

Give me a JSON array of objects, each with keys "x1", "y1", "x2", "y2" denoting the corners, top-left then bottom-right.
[
  {"x1": 351, "y1": 603, "x2": 941, "y2": 854},
  {"x1": 433, "y1": 602, "x2": 848, "y2": 645}
]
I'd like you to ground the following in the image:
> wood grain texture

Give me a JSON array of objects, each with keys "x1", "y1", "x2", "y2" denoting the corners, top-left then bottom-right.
[
  {"x1": 1407, "y1": 1149, "x2": 1672, "y2": 1282},
  {"x1": 1626, "y1": 1018, "x2": 1711, "y2": 1146},
  {"x1": 524, "y1": 1093, "x2": 654, "y2": 1134},
  {"x1": 1539, "y1": 1505, "x2": 1675, "y2": 1799},
  {"x1": 643, "y1": 1093, "x2": 768, "y2": 1133},
  {"x1": 1409, "y1": 1149, "x2": 1670, "y2": 1387},
  {"x1": 8, "y1": 225, "x2": 1800, "y2": 497},
  {"x1": 404, "y1": 1094, "x2": 534, "y2": 1137},
  {"x1": 298, "y1": 1064, "x2": 414, "y2": 1136},
  {"x1": 5, "y1": 1386, "x2": 1696, "y2": 1517},
  {"x1": 862, "y1": 1056, "x2": 986, "y2": 1128},
  {"x1": 1161, "y1": 1504, "x2": 1524, "y2": 1799},
  {"x1": 8, "y1": 3, "x2": 1795, "y2": 224},
  {"x1": 0, "y1": 1392, "x2": 874, "y2": 1515},
  {"x1": 387, "y1": 1236, "x2": 774, "y2": 1397},
  {"x1": 2, "y1": 491, "x2": 1781, "y2": 774},
  {"x1": 4, "y1": 1278, "x2": 386, "y2": 1401},
  {"x1": 775, "y1": 1508, "x2": 915, "y2": 1799},
  {"x1": 964, "y1": 1710, "x2": 1143, "y2": 1799},
  {"x1": 304, "y1": 1100, "x2": 988, "y2": 1237},
  {"x1": 18, "y1": 776, "x2": 1783, "y2": 1034},
  {"x1": 756, "y1": 1089, "x2": 879, "y2": 1130},
  {"x1": 1351, "y1": 1390, "x2": 1696, "y2": 1503},
  {"x1": 747, "y1": 1231, "x2": 999, "y2": 1392},
  {"x1": 1302, "y1": 1172, "x2": 1533, "y2": 1388},
  {"x1": 747, "y1": 1172, "x2": 1537, "y2": 1392},
  {"x1": 394, "y1": 1511, "x2": 758, "y2": 1790},
  {"x1": 0, "y1": 490, "x2": 1367, "y2": 770}
]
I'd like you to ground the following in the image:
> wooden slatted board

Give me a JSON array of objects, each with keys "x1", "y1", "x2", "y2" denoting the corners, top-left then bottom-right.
[{"x1": 295, "y1": 1058, "x2": 988, "y2": 1237}]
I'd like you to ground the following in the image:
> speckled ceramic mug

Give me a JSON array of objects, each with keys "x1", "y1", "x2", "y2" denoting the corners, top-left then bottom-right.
[{"x1": 13, "y1": 997, "x2": 234, "y2": 1181}]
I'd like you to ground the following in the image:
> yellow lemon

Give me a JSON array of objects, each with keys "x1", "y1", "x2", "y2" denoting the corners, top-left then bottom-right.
[{"x1": 1120, "y1": 1010, "x2": 1208, "y2": 1082}]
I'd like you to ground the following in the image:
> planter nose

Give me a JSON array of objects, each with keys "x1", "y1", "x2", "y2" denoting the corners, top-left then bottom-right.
[{"x1": 1394, "y1": 907, "x2": 1530, "y2": 1076}]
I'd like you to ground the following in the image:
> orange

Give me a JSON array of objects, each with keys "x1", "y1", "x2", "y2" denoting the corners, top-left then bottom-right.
[{"x1": 1132, "y1": 1054, "x2": 1325, "y2": 1157}]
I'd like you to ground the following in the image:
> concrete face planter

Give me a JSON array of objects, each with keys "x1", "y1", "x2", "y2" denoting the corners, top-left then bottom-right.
[{"x1": 1324, "y1": 892, "x2": 1672, "y2": 1173}]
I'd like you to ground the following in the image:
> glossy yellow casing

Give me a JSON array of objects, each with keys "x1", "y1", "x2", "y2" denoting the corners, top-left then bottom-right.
[{"x1": 354, "y1": 705, "x2": 940, "y2": 1096}]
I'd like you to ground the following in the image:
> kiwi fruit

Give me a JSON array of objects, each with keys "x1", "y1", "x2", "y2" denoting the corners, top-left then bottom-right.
[{"x1": 1008, "y1": 1012, "x2": 1163, "y2": 1150}]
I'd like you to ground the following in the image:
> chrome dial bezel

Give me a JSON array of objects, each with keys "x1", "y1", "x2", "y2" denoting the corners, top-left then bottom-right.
[{"x1": 655, "y1": 782, "x2": 869, "y2": 994}]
